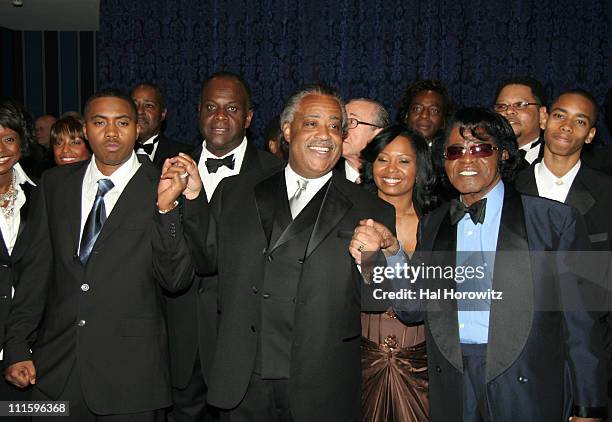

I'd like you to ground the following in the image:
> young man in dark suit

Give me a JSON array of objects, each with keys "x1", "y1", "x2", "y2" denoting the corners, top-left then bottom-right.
[
  {"x1": 131, "y1": 83, "x2": 191, "y2": 168},
  {"x1": 156, "y1": 83, "x2": 395, "y2": 421},
  {"x1": 352, "y1": 108, "x2": 607, "y2": 421},
  {"x1": 4, "y1": 90, "x2": 193, "y2": 421},
  {"x1": 164, "y1": 71, "x2": 281, "y2": 422}
]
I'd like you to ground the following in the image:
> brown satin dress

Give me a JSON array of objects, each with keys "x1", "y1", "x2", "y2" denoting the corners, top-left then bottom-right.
[{"x1": 361, "y1": 311, "x2": 429, "y2": 421}]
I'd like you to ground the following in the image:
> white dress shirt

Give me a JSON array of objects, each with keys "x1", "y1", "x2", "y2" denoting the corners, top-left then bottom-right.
[
  {"x1": 285, "y1": 164, "x2": 332, "y2": 218},
  {"x1": 197, "y1": 137, "x2": 248, "y2": 201},
  {"x1": 79, "y1": 152, "x2": 141, "y2": 249},
  {"x1": 344, "y1": 161, "x2": 360, "y2": 184},
  {"x1": 0, "y1": 163, "x2": 36, "y2": 360},
  {"x1": 135, "y1": 134, "x2": 160, "y2": 162},
  {"x1": 520, "y1": 137, "x2": 541, "y2": 165},
  {"x1": 535, "y1": 159, "x2": 581, "y2": 203}
]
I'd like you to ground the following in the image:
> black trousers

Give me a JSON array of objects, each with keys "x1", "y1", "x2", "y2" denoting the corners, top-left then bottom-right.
[
  {"x1": 167, "y1": 352, "x2": 218, "y2": 422},
  {"x1": 461, "y1": 343, "x2": 491, "y2": 422},
  {"x1": 31, "y1": 364, "x2": 165, "y2": 422},
  {"x1": 221, "y1": 373, "x2": 293, "y2": 422}
]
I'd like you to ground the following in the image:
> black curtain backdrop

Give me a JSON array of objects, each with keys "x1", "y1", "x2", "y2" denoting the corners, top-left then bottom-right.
[{"x1": 97, "y1": 0, "x2": 612, "y2": 147}]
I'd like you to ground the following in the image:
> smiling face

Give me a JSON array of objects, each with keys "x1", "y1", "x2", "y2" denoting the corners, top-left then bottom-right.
[
  {"x1": 542, "y1": 93, "x2": 597, "y2": 160},
  {"x1": 283, "y1": 94, "x2": 343, "y2": 179},
  {"x1": 405, "y1": 90, "x2": 445, "y2": 140},
  {"x1": 198, "y1": 76, "x2": 253, "y2": 157},
  {"x1": 444, "y1": 124, "x2": 504, "y2": 206},
  {"x1": 373, "y1": 135, "x2": 417, "y2": 202},
  {"x1": 495, "y1": 84, "x2": 545, "y2": 147},
  {"x1": 131, "y1": 85, "x2": 166, "y2": 142},
  {"x1": 83, "y1": 97, "x2": 138, "y2": 176},
  {"x1": 52, "y1": 132, "x2": 91, "y2": 166},
  {"x1": 0, "y1": 125, "x2": 21, "y2": 177}
]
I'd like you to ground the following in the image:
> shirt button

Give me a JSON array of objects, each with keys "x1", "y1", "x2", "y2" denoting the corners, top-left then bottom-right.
[
  {"x1": 250, "y1": 324, "x2": 256, "y2": 333},
  {"x1": 262, "y1": 293, "x2": 270, "y2": 299},
  {"x1": 77, "y1": 320, "x2": 86, "y2": 327},
  {"x1": 467, "y1": 231, "x2": 473, "y2": 236},
  {"x1": 81, "y1": 283, "x2": 90, "y2": 292},
  {"x1": 252, "y1": 286, "x2": 258, "y2": 294}
]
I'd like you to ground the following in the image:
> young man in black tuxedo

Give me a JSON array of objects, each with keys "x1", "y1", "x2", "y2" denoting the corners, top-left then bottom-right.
[
  {"x1": 4, "y1": 90, "x2": 194, "y2": 421},
  {"x1": 156, "y1": 83, "x2": 395, "y2": 421}
]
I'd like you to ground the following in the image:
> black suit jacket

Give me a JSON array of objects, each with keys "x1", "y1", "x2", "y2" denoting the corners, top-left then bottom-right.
[
  {"x1": 395, "y1": 186, "x2": 607, "y2": 420},
  {"x1": 0, "y1": 181, "x2": 36, "y2": 351},
  {"x1": 4, "y1": 156, "x2": 193, "y2": 414},
  {"x1": 515, "y1": 160, "x2": 612, "y2": 251},
  {"x1": 164, "y1": 141, "x2": 281, "y2": 389},
  {"x1": 157, "y1": 168, "x2": 395, "y2": 421}
]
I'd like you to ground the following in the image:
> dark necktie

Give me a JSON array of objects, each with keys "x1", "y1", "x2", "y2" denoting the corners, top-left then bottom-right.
[
  {"x1": 135, "y1": 138, "x2": 159, "y2": 155},
  {"x1": 449, "y1": 198, "x2": 487, "y2": 225},
  {"x1": 205, "y1": 155, "x2": 235, "y2": 173},
  {"x1": 79, "y1": 179, "x2": 114, "y2": 264}
]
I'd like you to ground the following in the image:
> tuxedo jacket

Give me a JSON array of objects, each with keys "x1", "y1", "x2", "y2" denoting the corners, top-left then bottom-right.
[
  {"x1": 396, "y1": 187, "x2": 607, "y2": 421},
  {"x1": 150, "y1": 133, "x2": 192, "y2": 169},
  {"x1": 0, "y1": 181, "x2": 35, "y2": 351},
  {"x1": 157, "y1": 167, "x2": 395, "y2": 421},
  {"x1": 515, "y1": 160, "x2": 612, "y2": 251},
  {"x1": 164, "y1": 141, "x2": 281, "y2": 389},
  {"x1": 4, "y1": 156, "x2": 193, "y2": 414}
]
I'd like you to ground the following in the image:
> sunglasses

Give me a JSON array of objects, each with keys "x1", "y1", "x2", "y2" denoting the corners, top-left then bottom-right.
[{"x1": 444, "y1": 143, "x2": 500, "y2": 160}]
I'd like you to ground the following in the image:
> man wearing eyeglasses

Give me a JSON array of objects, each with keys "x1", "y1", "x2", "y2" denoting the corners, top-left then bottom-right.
[
  {"x1": 494, "y1": 76, "x2": 547, "y2": 170},
  {"x1": 351, "y1": 107, "x2": 607, "y2": 421},
  {"x1": 337, "y1": 98, "x2": 389, "y2": 183}
]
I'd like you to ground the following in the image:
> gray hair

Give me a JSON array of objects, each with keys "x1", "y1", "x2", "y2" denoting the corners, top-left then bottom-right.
[
  {"x1": 349, "y1": 97, "x2": 390, "y2": 128},
  {"x1": 280, "y1": 83, "x2": 348, "y2": 135}
]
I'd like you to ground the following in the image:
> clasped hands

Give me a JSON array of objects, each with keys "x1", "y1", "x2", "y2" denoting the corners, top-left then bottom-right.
[
  {"x1": 157, "y1": 153, "x2": 203, "y2": 211},
  {"x1": 349, "y1": 218, "x2": 399, "y2": 265}
]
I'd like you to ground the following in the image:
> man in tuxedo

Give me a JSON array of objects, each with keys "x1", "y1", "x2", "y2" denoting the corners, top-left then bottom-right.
[
  {"x1": 493, "y1": 76, "x2": 547, "y2": 170},
  {"x1": 336, "y1": 98, "x2": 388, "y2": 183},
  {"x1": 352, "y1": 107, "x2": 607, "y2": 421},
  {"x1": 164, "y1": 71, "x2": 281, "y2": 422},
  {"x1": 156, "y1": 83, "x2": 395, "y2": 421},
  {"x1": 130, "y1": 83, "x2": 191, "y2": 168},
  {"x1": 4, "y1": 90, "x2": 193, "y2": 421}
]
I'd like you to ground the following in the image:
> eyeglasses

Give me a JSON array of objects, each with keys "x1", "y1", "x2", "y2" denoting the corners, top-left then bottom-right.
[
  {"x1": 493, "y1": 101, "x2": 541, "y2": 112},
  {"x1": 347, "y1": 118, "x2": 382, "y2": 129},
  {"x1": 444, "y1": 143, "x2": 500, "y2": 160}
]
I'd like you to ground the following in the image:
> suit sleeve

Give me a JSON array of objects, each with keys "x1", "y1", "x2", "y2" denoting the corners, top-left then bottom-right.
[
  {"x1": 4, "y1": 177, "x2": 53, "y2": 367},
  {"x1": 153, "y1": 182, "x2": 223, "y2": 291},
  {"x1": 558, "y1": 209, "x2": 609, "y2": 418}
]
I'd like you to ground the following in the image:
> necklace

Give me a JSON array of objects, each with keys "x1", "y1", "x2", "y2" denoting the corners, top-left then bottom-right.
[{"x1": 0, "y1": 171, "x2": 18, "y2": 218}]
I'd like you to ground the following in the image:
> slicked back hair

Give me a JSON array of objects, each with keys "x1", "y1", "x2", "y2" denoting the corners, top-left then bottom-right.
[
  {"x1": 280, "y1": 83, "x2": 347, "y2": 136},
  {"x1": 349, "y1": 98, "x2": 390, "y2": 128},
  {"x1": 495, "y1": 76, "x2": 548, "y2": 108}
]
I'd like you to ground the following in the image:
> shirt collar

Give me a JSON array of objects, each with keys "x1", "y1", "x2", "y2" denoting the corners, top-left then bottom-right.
[
  {"x1": 284, "y1": 163, "x2": 332, "y2": 193},
  {"x1": 87, "y1": 151, "x2": 141, "y2": 191},
  {"x1": 13, "y1": 162, "x2": 36, "y2": 187},
  {"x1": 202, "y1": 136, "x2": 247, "y2": 160},
  {"x1": 539, "y1": 158, "x2": 581, "y2": 184},
  {"x1": 519, "y1": 136, "x2": 540, "y2": 151},
  {"x1": 141, "y1": 134, "x2": 159, "y2": 145}
]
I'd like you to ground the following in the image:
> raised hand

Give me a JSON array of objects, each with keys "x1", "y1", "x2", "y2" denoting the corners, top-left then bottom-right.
[{"x1": 158, "y1": 153, "x2": 202, "y2": 210}]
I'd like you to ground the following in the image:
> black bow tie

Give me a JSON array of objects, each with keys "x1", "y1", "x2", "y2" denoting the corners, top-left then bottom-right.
[
  {"x1": 449, "y1": 198, "x2": 487, "y2": 225},
  {"x1": 135, "y1": 138, "x2": 159, "y2": 155},
  {"x1": 205, "y1": 155, "x2": 235, "y2": 173},
  {"x1": 519, "y1": 138, "x2": 541, "y2": 160}
]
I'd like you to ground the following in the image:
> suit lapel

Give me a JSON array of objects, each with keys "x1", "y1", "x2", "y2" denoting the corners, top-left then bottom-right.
[
  {"x1": 11, "y1": 182, "x2": 34, "y2": 259},
  {"x1": 486, "y1": 188, "x2": 533, "y2": 382},
  {"x1": 254, "y1": 171, "x2": 285, "y2": 249},
  {"x1": 428, "y1": 206, "x2": 463, "y2": 373},
  {"x1": 565, "y1": 166, "x2": 595, "y2": 216},
  {"x1": 240, "y1": 141, "x2": 262, "y2": 173},
  {"x1": 305, "y1": 173, "x2": 351, "y2": 258},
  {"x1": 517, "y1": 164, "x2": 539, "y2": 196},
  {"x1": 94, "y1": 160, "x2": 155, "y2": 247},
  {"x1": 68, "y1": 163, "x2": 88, "y2": 254}
]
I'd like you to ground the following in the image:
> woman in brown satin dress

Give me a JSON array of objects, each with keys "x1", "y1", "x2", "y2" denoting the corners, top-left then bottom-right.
[{"x1": 359, "y1": 124, "x2": 438, "y2": 422}]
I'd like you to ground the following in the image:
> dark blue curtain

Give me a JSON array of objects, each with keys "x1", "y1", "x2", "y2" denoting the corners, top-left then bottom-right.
[{"x1": 97, "y1": 0, "x2": 612, "y2": 146}]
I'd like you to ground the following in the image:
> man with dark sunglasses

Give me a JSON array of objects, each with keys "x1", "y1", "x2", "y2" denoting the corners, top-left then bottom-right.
[
  {"x1": 336, "y1": 98, "x2": 389, "y2": 183},
  {"x1": 350, "y1": 107, "x2": 607, "y2": 421}
]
